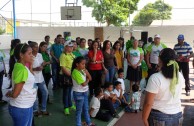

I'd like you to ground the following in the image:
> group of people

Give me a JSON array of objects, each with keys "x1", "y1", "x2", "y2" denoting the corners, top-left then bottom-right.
[{"x1": 0, "y1": 33, "x2": 192, "y2": 126}]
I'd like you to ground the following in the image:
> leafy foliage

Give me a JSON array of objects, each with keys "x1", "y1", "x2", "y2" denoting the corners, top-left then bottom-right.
[
  {"x1": 132, "y1": 0, "x2": 172, "y2": 26},
  {"x1": 82, "y1": 0, "x2": 140, "y2": 26}
]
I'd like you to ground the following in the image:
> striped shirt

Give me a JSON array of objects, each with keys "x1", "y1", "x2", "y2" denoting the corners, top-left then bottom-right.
[{"x1": 174, "y1": 42, "x2": 193, "y2": 57}]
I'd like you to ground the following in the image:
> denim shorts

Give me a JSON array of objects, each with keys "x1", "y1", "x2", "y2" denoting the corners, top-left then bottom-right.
[{"x1": 148, "y1": 109, "x2": 183, "y2": 126}]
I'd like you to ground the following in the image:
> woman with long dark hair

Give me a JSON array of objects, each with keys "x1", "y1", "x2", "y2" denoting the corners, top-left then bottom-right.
[
  {"x1": 6, "y1": 43, "x2": 37, "y2": 125},
  {"x1": 7, "y1": 39, "x2": 21, "y2": 89},
  {"x1": 102, "y1": 40, "x2": 116, "y2": 83},
  {"x1": 113, "y1": 41, "x2": 124, "y2": 70},
  {"x1": 88, "y1": 41, "x2": 106, "y2": 96},
  {"x1": 143, "y1": 48, "x2": 184, "y2": 126}
]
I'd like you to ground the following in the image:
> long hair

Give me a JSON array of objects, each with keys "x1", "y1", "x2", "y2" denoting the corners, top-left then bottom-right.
[
  {"x1": 10, "y1": 39, "x2": 21, "y2": 51},
  {"x1": 71, "y1": 56, "x2": 85, "y2": 74},
  {"x1": 159, "y1": 48, "x2": 177, "y2": 79},
  {"x1": 39, "y1": 41, "x2": 47, "y2": 53},
  {"x1": 102, "y1": 40, "x2": 112, "y2": 51},
  {"x1": 14, "y1": 43, "x2": 31, "y2": 61},
  {"x1": 118, "y1": 37, "x2": 124, "y2": 50},
  {"x1": 90, "y1": 41, "x2": 99, "y2": 51}
]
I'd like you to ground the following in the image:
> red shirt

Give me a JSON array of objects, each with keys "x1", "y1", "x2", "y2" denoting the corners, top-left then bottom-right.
[{"x1": 88, "y1": 50, "x2": 104, "y2": 70}]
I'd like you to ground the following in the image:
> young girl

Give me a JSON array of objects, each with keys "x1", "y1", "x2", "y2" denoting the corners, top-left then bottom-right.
[
  {"x1": 29, "y1": 42, "x2": 50, "y2": 116},
  {"x1": 71, "y1": 56, "x2": 95, "y2": 126},
  {"x1": 59, "y1": 40, "x2": 75, "y2": 115},
  {"x1": 6, "y1": 43, "x2": 37, "y2": 125}
]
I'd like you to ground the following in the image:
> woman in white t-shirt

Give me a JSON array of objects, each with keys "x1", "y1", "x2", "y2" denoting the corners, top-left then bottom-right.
[
  {"x1": 127, "y1": 39, "x2": 143, "y2": 92},
  {"x1": 29, "y1": 42, "x2": 50, "y2": 116},
  {"x1": 6, "y1": 43, "x2": 37, "y2": 126},
  {"x1": 142, "y1": 48, "x2": 184, "y2": 126}
]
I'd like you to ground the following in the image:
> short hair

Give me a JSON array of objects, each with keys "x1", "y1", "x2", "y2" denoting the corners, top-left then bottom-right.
[
  {"x1": 118, "y1": 68, "x2": 124, "y2": 74},
  {"x1": 114, "y1": 81, "x2": 121, "y2": 87},
  {"x1": 104, "y1": 82, "x2": 113, "y2": 89},
  {"x1": 132, "y1": 84, "x2": 139, "y2": 92},
  {"x1": 94, "y1": 88, "x2": 102, "y2": 97},
  {"x1": 44, "y1": 35, "x2": 50, "y2": 40},
  {"x1": 57, "y1": 34, "x2": 62, "y2": 38},
  {"x1": 88, "y1": 39, "x2": 93, "y2": 42},
  {"x1": 80, "y1": 38, "x2": 86, "y2": 43}
]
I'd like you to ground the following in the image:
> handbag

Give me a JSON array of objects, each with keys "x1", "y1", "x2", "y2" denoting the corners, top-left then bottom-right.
[{"x1": 63, "y1": 74, "x2": 73, "y2": 87}]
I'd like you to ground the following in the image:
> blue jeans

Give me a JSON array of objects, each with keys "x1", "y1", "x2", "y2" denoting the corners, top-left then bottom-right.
[
  {"x1": 9, "y1": 105, "x2": 33, "y2": 126},
  {"x1": 52, "y1": 62, "x2": 60, "y2": 88},
  {"x1": 73, "y1": 91, "x2": 91, "y2": 126},
  {"x1": 105, "y1": 66, "x2": 115, "y2": 83},
  {"x1": 148, "y1": 110, "x2": 183, "y2": 126},
  {"x1": 33, "y1": 82, "x2": 48, "y2": 112},
  {"x1": 63, "y1": 86, "x2": 72, "y2": 108},
  {"x1": 113, "y1": 100, "x2": 121, "y2": 109},
  {"x1": 0, "y1": 71, "x2": 3, "y2": 100}
]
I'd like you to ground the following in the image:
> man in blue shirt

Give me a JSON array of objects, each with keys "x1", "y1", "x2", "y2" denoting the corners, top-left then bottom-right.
[
  {"x1": 50, "y1": 34, "x2": 64, "y2": 90},
  {"x1": 174, "y1": 34, "x2": 193, "y2": 96}
]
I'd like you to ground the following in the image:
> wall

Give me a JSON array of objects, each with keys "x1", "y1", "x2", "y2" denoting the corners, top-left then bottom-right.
[
  {"x1": 1, "y1": 26, "x2": 194, "y2": 49},
  {"x1": 0, "y1": 35, "x2": 13, "y2": 49}
]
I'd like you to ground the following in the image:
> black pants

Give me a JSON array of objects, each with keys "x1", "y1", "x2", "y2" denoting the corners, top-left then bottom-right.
[
  {"x1": 100, "y1": 99, "x2": 116, "y2": 116},
  {"x1": 178, "y1": 62, "x2": 190, "y2": 92},
  {"x1": 95, "y1": 109, "x2": 112, "y2": 122},
  {"x1": 89, "y1": 70, "x2": 102, "y2": 96},
  {"x1": 43, "y1": 72, "x2": 52, "y2": 88}
]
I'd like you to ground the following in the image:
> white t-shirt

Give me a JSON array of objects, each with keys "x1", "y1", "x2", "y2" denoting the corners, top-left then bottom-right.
[
  {"x1": 90, "y1": 96, "x2": 100, "y2": 117},
  {"x1": 10, "y1": 65, "x2": 37, "y2": 108},
  {"x1": 131, "y1": 92, "x2": 141, "y2": 110},
  {"x1": 128, "y1": 47, "x2": 143, "y2": 66},
  {"x1": 146, "y1": 72, "x2": 184, "y2": 114},
  {"x1": 32, "y1": 53, "x2": 44, "y2": 83},
  {"x1": 0, "y1": 50, "x2": 5, "y2": 72},
  {"x1": 114, "y1": 89, "x2": 122, "y2": 97},
  {"x1": 78, "y1": 47, "x2": 89, "y2": 57},
  {"x1": 72, "y1": 69, "x2": 88, "y2": 92},
  {"x1": 104, "y1": 90, "x2": 115, "y2": 96},
  {"x1": 147, "y1": 43, "x2": 167, "y2": 64},
  {"x1": 117, "y1": 78, "x2": 125, "y2": 93}
]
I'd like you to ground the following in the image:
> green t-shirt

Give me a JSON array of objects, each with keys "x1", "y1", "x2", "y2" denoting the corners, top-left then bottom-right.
[
  {"x1": 41, "y1": 52, "x2": 51, "y2": 73},
  {"x1": 13, "y1": 63, "x2": 28, "y2": 84},
  {"x1": 60, "y1": 52, "x2": 75, "y2": 74},
  {"x1": 72, "y1": 69, "x2": 85, "y2": 85},
  {"x1": 72, "y1": 50, "x2": 82, "y2": 58}
]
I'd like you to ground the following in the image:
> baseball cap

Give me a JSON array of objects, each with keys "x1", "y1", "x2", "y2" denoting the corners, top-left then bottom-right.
[
  {"x1": 64, "y1": 40, "x2": 74, "y2": 47},
  {"x1": 177, "y1": 34, "x2": 184, "y2": 40},
  {"x1": 154, "y1": 34, "x2": 161, "y2": 38}
]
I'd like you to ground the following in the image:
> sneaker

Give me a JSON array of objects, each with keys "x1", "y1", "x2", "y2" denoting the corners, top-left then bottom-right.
[
  {"x1": 34, "y1": 111, "x2": 42, "y2": 117},
  {"x1": 186, "y1": 91, "x2": 190, "y2": 96},
  {"x1": 41, "y1": 111, "x2": 51, "y2": 116},
  {"x1": 64, "y1": 108, "x2": 70, "y2": 115},
  {"x1": 113, "y1": 113, "x2": 120, "y2": 118},
  {"x1": 70, "y1": 105, "x2": 76, "y2": 110}
]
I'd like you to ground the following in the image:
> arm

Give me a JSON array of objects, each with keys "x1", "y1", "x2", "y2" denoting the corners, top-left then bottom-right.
[
  {"x1": 50, "y1": 49, "x2": 59, "y2": 63},
  {"x1": 61, "y1": 66, "x2": 71, "y2": 76},
  {"x1": 2, "y1": 58, "x2": 7, "y2": 75},
  {"x1": 146, "y1": 52, "x2": 151, "y2": 68},
  {"x1": 136, "y1": 53, "x2": 143, "y2": 66},
  {"x1": 89, "y1": 108, "x2": 95, "y2": 116},
  {"x1": 142, "y1": 92, "x2": 156, "y2": 126},
  {"x1": 6, "y1": 83, "x2": 25, "y2": 98}
]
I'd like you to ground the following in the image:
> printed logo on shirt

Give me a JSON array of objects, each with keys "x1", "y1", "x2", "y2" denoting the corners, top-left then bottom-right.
[
  {"x1": 130, "y1": 52, "x2": 138, "y2": 57},
  {"x1": 153, "y1": 50, "x2": 161, "y2": 56}
]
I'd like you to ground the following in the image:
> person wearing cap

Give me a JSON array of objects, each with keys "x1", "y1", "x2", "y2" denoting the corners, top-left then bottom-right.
[
  {"x1": 146, "y1": 34, "x2": 167, "y2": 80},
  {"x1": 59, "y1": 40, "x2": 76, "y2": 115},
  {"x1": 174, "y1": 34, "x2": 193, "y2": 96}
]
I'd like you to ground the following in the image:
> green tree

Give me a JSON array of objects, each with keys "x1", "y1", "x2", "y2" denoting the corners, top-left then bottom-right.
[
  {"x1": 0, "y1": 27, "x2": 5, "y2": 35},
  {"x1": 82, "y1": 0, "x2": 140, "y2": 26},
  {"x1": 132, "y1": 0, "x2": 172, "y2": 26}
]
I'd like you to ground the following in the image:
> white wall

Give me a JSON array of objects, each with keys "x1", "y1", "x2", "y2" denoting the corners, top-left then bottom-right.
[
  {"x1": 1, "y1": 26, "x2": 194, "y2": 49},
  {"x1": 17, "y1": 27, "x2": 94, "y2": 43},
  {"x1": 0, "y1": 35, "x2": 13, "y2": 49}
]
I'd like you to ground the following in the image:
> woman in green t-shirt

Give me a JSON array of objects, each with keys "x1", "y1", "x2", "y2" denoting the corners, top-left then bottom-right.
[{"x1": 6, "y1": 43, "x2": 37, "y2": 126}]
